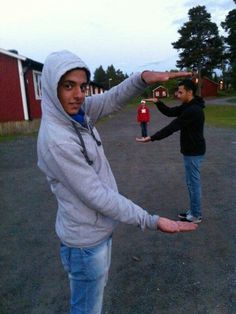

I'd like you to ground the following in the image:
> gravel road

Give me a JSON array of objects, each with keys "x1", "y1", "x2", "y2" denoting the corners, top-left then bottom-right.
[{"x1": 1, "y1": 104, "x2": 236, "y2": 314}]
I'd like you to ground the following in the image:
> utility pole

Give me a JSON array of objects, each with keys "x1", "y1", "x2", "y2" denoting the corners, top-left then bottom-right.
[{"x1": 108, "y1": 78, "x2": 112, "y2": 89}]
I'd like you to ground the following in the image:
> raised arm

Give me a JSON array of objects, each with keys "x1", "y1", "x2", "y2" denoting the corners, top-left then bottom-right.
[
  {"x1": 144, "y1": 98, "x2": 181, "y2": 117},
  {"x1": 85, "y1": 71, "x2": 192, "y2": 124},
  {"x1": 141, "y1": 71, "x2": 192, "y2": 85}
]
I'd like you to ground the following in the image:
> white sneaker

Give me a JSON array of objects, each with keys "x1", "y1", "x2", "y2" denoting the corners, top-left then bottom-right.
[
  {"x1": 178, "y1": 210, "x2": 191, "y2": 219},
  {"x1": 180, "y1": 213, "x2": 202, "y2": 224}
]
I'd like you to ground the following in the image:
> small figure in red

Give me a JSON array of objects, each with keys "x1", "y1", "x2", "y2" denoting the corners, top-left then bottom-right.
[{"x1": 137, "y1": 100, "x2": 150, "y2": 138}]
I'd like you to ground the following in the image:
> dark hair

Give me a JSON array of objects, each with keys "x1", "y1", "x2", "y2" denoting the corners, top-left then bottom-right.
[
  {"x1": 81, "y1": 67, "x2": 91, "y2": 83},
  {"x1": 61, "y1": 67, "x2": 90, "y2": 83},
  {"x1": 178, "y1": 79, "x2": 197, "y2": 95}
]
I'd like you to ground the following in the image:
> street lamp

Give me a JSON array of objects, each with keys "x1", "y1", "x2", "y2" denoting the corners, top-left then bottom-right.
[
  {"x1": 219, "y1": 79, "x2": 223, "y2": 90},
  {"x1": 109, "y1": 78, "x2": 112, "y2": 89}
]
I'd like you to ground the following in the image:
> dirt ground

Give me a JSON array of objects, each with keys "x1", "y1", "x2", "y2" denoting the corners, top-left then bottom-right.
[{"x1": 1, "y1": 103, "x2": 236, "y2": 314}]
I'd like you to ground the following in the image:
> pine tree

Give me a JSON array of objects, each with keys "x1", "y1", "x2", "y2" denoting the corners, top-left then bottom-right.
[
  {"x1": 93, "y1": 65, "x2": 128, "y2": 89},
  {"x1": 172, "y1": 5, "x2": 224, "y2": 89},
  {"x1": 93, "y1": 66, "x2": 107, "y2": 88},
  {"x1": 221, "y1": 2, "x2": 236, "y2": 88},
  {"x1": 106, "y1": 65, "x2": 117, "y2": 89}
]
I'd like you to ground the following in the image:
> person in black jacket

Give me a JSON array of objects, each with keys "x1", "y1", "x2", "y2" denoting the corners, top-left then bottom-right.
[{"x1": 136, "y1": 79, "x2": 205, "y2": 224}]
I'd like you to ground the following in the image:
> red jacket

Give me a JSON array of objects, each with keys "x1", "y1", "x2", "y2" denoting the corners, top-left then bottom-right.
[{"x1": 137, "y1": 104, "x2": 150, "y2": 122}]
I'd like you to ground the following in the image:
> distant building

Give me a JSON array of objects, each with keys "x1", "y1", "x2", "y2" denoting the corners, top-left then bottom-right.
[
  {"x1": 201, "y1": 77, "x2": 219, "y2": 97},
  {"x1": 193, "y1": 76, "x2": 219, "y2": 97},
  {"x1": 152, "y1": 85, "x2": 168, "y2": 98}
]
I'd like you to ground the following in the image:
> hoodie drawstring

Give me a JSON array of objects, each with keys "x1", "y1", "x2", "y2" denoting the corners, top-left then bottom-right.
[
  {"x1": 88, "y1": 125, "x2": 102, "y2": 146},
  {"x1": 72, "y1": 122, "x2": 93, "y2": 166}
]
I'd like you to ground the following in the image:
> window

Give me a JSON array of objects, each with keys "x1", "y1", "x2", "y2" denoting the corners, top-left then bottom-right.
[{"x1": 33, "y1": 70, "x2": 42, "y2": 99}]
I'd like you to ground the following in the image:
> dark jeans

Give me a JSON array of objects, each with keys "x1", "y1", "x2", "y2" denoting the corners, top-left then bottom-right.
[{"x1": 140, "y1": 122, "x2": 148, "y2": 137}]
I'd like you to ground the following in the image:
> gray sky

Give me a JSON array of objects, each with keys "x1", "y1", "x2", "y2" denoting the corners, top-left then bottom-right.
[{"x1": 0, "y1": 0, "x2": 235, "y2": 76}]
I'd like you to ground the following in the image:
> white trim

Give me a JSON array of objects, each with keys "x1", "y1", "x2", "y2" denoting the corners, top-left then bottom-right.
[
  {"x1": 153, "y1": 85, "x2": 166, "y2": 91},
  {"x1": 0, "y1": 47, "x2": 26, "y2": 60},
  {"x1": 32, "y1": 70, "x2": 42, "y2": 99},
  {"x1": 17, "y1": 59, "x2": 29, "y2": 120}
]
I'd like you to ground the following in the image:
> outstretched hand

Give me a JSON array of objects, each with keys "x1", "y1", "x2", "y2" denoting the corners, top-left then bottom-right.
[
  {"x1": 142, "y1": 98, "x2": 159, "y2": 103},
  {"x1": 157, "y1": 217, "x2": 198, "y2": 233},
  {"x1": 136, "y1": 137, "x2": 151, "y2": 143},
  {"x1": 141, "y1": 71, "x2": 192, "y2": 85}
]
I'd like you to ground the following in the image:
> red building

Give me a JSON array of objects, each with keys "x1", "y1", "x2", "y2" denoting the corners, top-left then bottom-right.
[
  {"x1": 152, "y1": 85, "x2": 168, "y2": 98},
  {"x1": 0, "y1": 48, "x2": 43, "y2": 122},
  {"x1": 192, "y1": 76, "x2": 219, "y2": 97},
  {"x1": 201, "y1": 77, "x2": 219, "y2": 97}
]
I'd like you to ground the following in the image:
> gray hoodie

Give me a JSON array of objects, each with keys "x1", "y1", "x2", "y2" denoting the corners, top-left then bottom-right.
[{"x1": 37, "y1": 50, "x2": 159, "y2": 248}]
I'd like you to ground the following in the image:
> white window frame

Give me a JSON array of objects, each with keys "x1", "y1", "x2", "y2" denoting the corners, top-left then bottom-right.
[{"x1": 33, "y1": 70, "x2": 42, "y2": 99}]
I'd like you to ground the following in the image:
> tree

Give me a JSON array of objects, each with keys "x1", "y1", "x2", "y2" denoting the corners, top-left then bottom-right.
[
  {"x1": 221, "y1": 3, "x2": 236, "y2": 88},
  {"x1": 106, "y1": 65, "x2": 117, "y2": 89},
  {"x1": 172, "y1": 5, "x2": 224, "y2": 93},
  {"x1": 231, "y1": 60, "x2": 236, "y2": 89},
  {"x1": 93, "y1": 66, "x2": 107, "y2": 88},
  {"x1": 116, "y1": 69, "x2": 129, "y2": 83},
  {"x1": 93, "y1": 64, "x2": 128, "y2": 89}
]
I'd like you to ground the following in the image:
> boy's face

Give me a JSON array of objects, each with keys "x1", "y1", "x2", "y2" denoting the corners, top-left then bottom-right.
[
  {"x1": 177, "y1": 85, "x2": 193, "y2": 103},
  {"x1": 57, "y1": 69, "x2": 88, "y2": 115}
]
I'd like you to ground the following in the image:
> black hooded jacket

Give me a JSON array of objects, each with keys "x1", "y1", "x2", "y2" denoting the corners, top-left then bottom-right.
[{"x1": 150, "y1": 96, "x2": 206, "y2": 156}]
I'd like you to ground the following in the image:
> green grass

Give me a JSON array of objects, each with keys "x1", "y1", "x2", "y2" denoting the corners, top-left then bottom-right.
[
  {"x1": 227, "y1": 98, "x2": 236, "y2": 104},
  {"x1": 205, "y1": 105, "x2": 236, "y2": 129},
  {"x1": 217, "y1": 90, "x2": 236, "y2": 97},
  {"x1": 0, "y1": 132, "x2": 37, "y2": 142},
  {"x1": 0, "y1": 134, "x2": 18, "y2": 142},
  {"x1": 1, "y1": 101, "x2": 236, "y2": 143}
]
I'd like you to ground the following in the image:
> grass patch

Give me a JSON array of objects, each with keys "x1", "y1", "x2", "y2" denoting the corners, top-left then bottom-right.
[
  {"x1": 0, "y1": 132, "x2": 38, "y2": 143},
  {"x1": 217, "y1": 89, "x2": 236, "y2": 97},
  {"x1": 227, "y1": 98, "x2": 236, "y2": 104},
  {"x1": 0, "y1": 134, "x2": 18, "y2": 142},
  {"x1": 205, "y1": 105, "x2": 236, "y2": 129}
]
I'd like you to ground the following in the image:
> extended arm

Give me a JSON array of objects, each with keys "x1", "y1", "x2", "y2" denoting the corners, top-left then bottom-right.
[
  {"x1": 136, "y1": 103, "x2": 197, "y2": 142},
  {"x1": 136, "y1": 118, "x2": 182, "y2": 142},
  {"x1": 143, "y1": 98, "x2": 182, "y2": 117},
  {"x1": 141, "y1": 71, "x2": 192, "y2": 84},
  {"x1": 46, "y1": 143, "x2": 197, "y2": 233},
  {"x1": 85, "y1": 71, "x2": 192, "y2": 123}
]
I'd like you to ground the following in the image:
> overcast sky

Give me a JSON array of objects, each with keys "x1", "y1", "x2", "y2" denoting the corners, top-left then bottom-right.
[{"x1": 0, "y1": 0, "x2": 235, "y2": 77}]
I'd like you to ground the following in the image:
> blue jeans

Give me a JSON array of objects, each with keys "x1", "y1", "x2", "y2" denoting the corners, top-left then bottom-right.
[
  {"x1": 140, "y1": 122, "x2": 148, "y2": 137},
  {"x1": 183, "y1": 155, "x2": 204, "y2": 218},
  {"x1": 60, "y1": 237, "x2": 112, "y2": 314}
]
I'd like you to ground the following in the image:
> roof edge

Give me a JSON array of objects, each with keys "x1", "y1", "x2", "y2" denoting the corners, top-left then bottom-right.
[{"x1": 0, "y1": 48, "x2": 26, "y2": 61}]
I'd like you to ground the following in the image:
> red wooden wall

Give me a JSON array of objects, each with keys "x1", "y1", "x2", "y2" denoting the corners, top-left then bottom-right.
[
  {"x1": 0, "y1": 54, "x2": 24, "y2": 122},
  {"x1": 201, "y1": 78, "x2": 218, "y2": 97}
]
